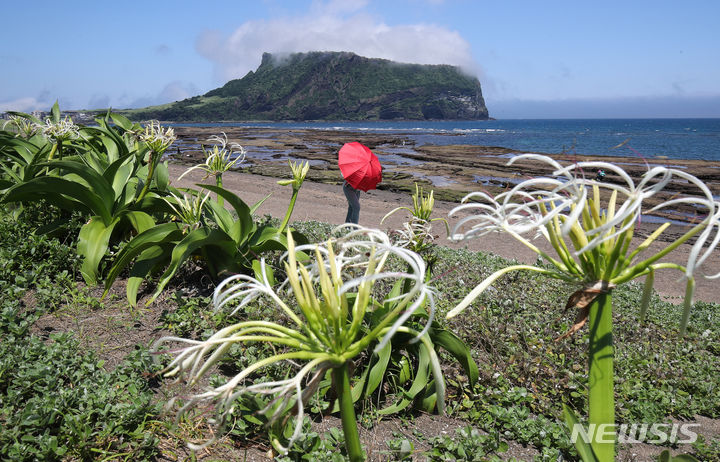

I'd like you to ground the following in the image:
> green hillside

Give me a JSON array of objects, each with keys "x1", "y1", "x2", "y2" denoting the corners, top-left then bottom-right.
[{"x1": 123, "y1": 51, "x2": 489, "y2": 121}]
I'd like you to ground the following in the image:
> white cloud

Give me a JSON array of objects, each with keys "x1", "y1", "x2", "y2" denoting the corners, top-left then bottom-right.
[
  {"x1": 88, "y1": 94, "x2": 111, "y2": 110},
  {"x1": 125, "y1": 81, "x2": 200, "y2": 109},
  {"x1": 196, "y1": 0, "x2": 478, "y2": 84},
  {"x1": 0, "y1": 97, "x2": 48, "y2": 113},
  {"x1": 158, "y1": 81, "x2": 199, "y2": 102}
]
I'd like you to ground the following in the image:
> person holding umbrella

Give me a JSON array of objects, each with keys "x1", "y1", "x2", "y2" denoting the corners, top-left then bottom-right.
[{"x1": 338, "y1": 142, "x2": 382, "y2": 224}]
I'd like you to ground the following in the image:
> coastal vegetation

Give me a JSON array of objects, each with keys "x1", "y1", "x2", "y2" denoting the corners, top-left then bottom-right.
[
  {"x1": 122, "y1": 52, "x2": 489, "y2": 122},
  {"x1": 1, "y1": 109, "x2": 718, "y2": 461}
]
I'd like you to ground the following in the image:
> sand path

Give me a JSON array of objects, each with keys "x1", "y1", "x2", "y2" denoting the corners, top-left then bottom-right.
[{"x1": 169, "y1": 164, "x2": 719, "y2": 304}]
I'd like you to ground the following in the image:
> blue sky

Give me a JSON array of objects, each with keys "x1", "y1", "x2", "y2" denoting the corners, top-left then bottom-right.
[{"x1": 2, "y1": 0, "x2": 719, "y2": 118}]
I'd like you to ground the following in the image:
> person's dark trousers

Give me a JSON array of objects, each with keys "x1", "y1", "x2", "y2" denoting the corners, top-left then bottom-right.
[{"x1": 343, "y1": 182, "x2": 361, "y2": 224}]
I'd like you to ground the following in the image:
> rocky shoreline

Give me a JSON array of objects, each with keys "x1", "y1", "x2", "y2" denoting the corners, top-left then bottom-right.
[
  {"x1": 165, "y1": 126, "x2": 720, "y2": 302},
  {"x1": 168, "y1": 125, "x2": 720, "y2": 223}
]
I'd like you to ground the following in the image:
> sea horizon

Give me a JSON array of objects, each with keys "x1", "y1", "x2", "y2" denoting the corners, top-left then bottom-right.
[{"x1": 169, "y1": 118, "x2": 720, "y2": 162}]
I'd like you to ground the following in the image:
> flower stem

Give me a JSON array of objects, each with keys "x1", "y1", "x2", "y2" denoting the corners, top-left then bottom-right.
[
  {"x1": 137, "y1": 151, "x2": 157, "y2": 203},
  {"x1": 279, "y1": 188, "x2": 299, "y2": 234},
  {"x1": 638, "y1": 269, "x2": 654, "y2": 322},
  {"x1": 588, "y1": 292, "x2": 614, "y2": 462},
  {"x1": 332, "y1": 363, "x2": 364, "y2": 462},
  {"x1": 679, "y1": 278, "x2": 695, "y2": 336},
  {"x1": 216, "y1": 173, "x2": 224, "y2": 207}
]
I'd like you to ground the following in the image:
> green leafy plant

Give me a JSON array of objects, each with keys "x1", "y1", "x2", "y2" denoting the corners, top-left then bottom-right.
[
  {"x1": 276, "y1": 422, "x2": 347, "y2": 462},
  {"x1": 0, "y1": 306, "x2": 161, "y2": 461},
  {"x1": 385, "y1": 434, "x2": 414, "y2": 461},
  {"x1": 177, "y1": 133, "x2": 245, "y2": 206},
  {"x1": 0, "y1": 127, "x2": 52, "y2": 191},
  {"x1": 690, "y1": 436, "x2": 720, "y2": 461},
  {"x1": 426, "y1": 425, "x2": 508, "y2": 461},
  {"x1": 154, "y1": 226, "x2": 445, "y2": 461},
  {"x1": 0, "y1": 109, "x2": 174, "y2": 283},
  {"x1": 38, "y1": 102, "x2": 80, "y2": 161},
  {"x1": 277, "y1": 160, "x2": 310, "y2": 233},
  {"x1": 1, "y1": 114, "x2": 41, "y2": 138},
  {"x1": 447, "y1": 154, "x2": 719, "y2": 461},
  {"x1": 336, "y1": 281, "x2": 478, "y2": 417},
  {"x1": 103, "y1": 158, "x2": 309, "y2": 306},
  {"x1": 135, "y1": 120, "x2": 175, "y2": 202},
  {"x1": 382, "y1": 183, "x2": 450, "y2": 257},
  {"x1": 102, "y1": 180, "x2": 305, "y2": 306}
]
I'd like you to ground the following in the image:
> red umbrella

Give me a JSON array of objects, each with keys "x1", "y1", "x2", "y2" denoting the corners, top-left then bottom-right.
[{"x1": 338, "y1": 142, "x2": 382, "y2": 192}]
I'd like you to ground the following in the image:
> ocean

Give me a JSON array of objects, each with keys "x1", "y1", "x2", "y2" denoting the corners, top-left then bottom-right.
[{"x1": 172, "y1": 118, "x2": 720, "y2": 162}]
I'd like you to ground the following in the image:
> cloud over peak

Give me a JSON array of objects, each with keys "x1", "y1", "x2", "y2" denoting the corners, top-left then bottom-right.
[{"x1": 196, "y1": 1, "x2": 477, "y2": 84}]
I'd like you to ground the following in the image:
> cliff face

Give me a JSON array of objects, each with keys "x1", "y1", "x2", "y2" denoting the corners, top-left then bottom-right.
[{"x1": 128, "y1": 51, "x2": 489, "y2": 121}]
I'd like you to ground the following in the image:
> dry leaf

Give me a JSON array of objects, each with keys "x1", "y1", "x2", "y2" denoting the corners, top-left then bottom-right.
[{"x1": 556, "y1": 281, "x2": 615, "y2": 341}]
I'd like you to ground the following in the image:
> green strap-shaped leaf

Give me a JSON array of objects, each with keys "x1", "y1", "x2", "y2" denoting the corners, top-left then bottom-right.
[
  {"x1": 103, "y1": 222, "x2": 184, "y2": 292},
  {"x1": 118, "y1": 177, "x2": 140, "y2": 210},
  {"x1": 103, "y1": 153, "x2": 136, "y2": 192},
  {"x1": 126, "y1": 246, "x2": 169, "y2": 307},
  {"x1": 340, "y1": 341, "x2": 392, "y2": 411},
  {"x1": 345, "y1": 362, "x2": 371, "y2": 409},
  {"x1": 429, "y1": 326, "x2": 479, "y2": 387},
  {"x1": 249, "y1": 225, "x2": 288, "y2": 251},
  {"x1": 1, "y1": 135, "x2": 41, "y2": 165},
  {"x1": 252, "y1": 259, "x2": 275, "y2": 285},
  {"x1": 204, "y1": 195, "x2": 237, "y2": 237},
  {"x1": 50, "y1": 101, "x2": 60, "y2": 123},
  {"x1": 41, "y1": 159, "x2": 115, "y2": 201},
  {"x1": 420, "y1": 381, "x2": 438, "y2": 412},
  {"x1": 562, "y1": 404, "x2": 599, "y2": 462},
  {"x1": 132, "y1": 192, "x2": 172, "y2": 215},
  {"x1": 378, "y1": 343, "x2": 431, "y2": 415},
  {"x1": 200, "y1": 184, "x2": 254, "y2": 241},
  {"x1": 6, "y1": 110, "x2": 43, "y2": 125},
  {"x1": 96, "y1": 117, "x2": 132, "y2": 158},
  {"x1": 365, "y1": 341, "x2": 392, "y2": 397},
  {"x1": 81, "y1": 146, "x2": 109, "y2": 175},
  {"x1": 77, "y1": 216, "x2": 121, "y2": 284},
  {"x1": 100, "y1": 134, "x2": 121, "y2": 164},
  {"x1": 148, "y1": 228, "x2": 237, "y2": 305},
  {"x1": 658, "y1": 451, "x2": 699, "y2": 462},
  {"x1": 123, "y1": 210, "x2": 155, "y2": 234},
  {"x1": 24, "y1": 143, "x2": 53, "y2": 179},
  {"x1": 155, "y1": 161, "x2": 169, "y2": 191},
  {"x1": 109, "y1": 113, "x2": 134, "y2": 131},
  {"x1": 2, "y1": 177, "x2": 111, "y2": 224},
  {"x1": 109, "y1": 161, "x2": 136, "y2": 209},
  {"x1": 250, "y1": 193, "x2": 271, "y2": 214}
]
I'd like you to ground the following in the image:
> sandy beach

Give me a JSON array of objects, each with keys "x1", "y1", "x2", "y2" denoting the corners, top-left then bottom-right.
[{"x1": 169, "y1": 142, "x2": 720, "y2": 304}]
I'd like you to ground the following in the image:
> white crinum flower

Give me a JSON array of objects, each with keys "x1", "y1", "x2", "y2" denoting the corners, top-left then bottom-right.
[
  {"x1": 154, "y1": 225, "x2": 441, "y2": 452},
  {"x1": 178, "y1": 133, "x2": 245, "y2": 181},
  {"x1": 139, "y1": 120, "x2": 176, "y2": 153},
  {"x1": 163, "y1": 189, "x2": 211, "y2": 230},
  {"x1": 392, "y1": 218, "x2": 436, "y2": 252},
  {"x1": 382, "y1": 184, "x2": 449, "y2": 253},
  {"x1": 448, "y1": 154, "x2": 719, "y2": 329},
  {"x1": 40, "y1": 116, "x2": 79, "y2": 141},
  {"x1": 2, "y1": 115, "x2": 40, "y2": 138}
]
